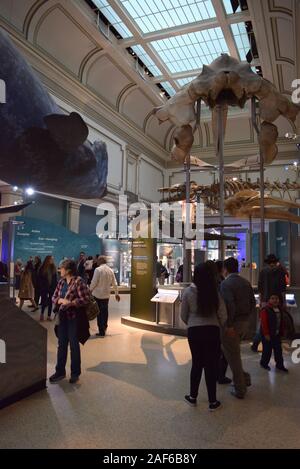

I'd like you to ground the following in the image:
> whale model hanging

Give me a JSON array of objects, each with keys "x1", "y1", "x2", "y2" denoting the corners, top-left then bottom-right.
[{"x1": 0, "y1": 28, "x2": 108, "y2": 199}]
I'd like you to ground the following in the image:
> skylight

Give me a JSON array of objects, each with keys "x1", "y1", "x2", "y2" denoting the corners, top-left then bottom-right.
[
  {"x1": 131, "y1": 45, "x2": 162, "y2": 76},
  {"x1": 161, "y1": 82, "x2": 176, "y2": 96},
  {"x1": 231, "y1": 22, "x2": 251, "y2": 61},
  {"x1": 176, "y1": 76, "x2": 198, "y2": 87},
  {"x1": 93, "y1": 0, "x2": 133, "y2": 38},
  {"x1": 150, "y1": 27, "x2": 228, "y2": 74},
  {"x1": 223, "y1": 0, "x2": 248, "y2": 14},
  {"x1": 119, "y1": 0, "x2": 216, "y2": 34}
]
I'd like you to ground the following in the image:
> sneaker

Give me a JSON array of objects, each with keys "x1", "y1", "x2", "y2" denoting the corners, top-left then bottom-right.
[
  {"x1": 276, "y1": 365, "x2": 289, "y2": 373},
  {"x1": 49, "y1": 373, "x2": 66, "y2": 383},
  {"x1": 230, "y1": 390, "x2": 245, "y2": 399},
  {"x1": 218, "y1": 377, "x2": 232, "y2": 385},
  {"x1": 184, "y1": 395, "x2": 197, "y2": 407},
  {"x1": 209, "y1": 401, "x2": 222, "y2": 411},
  {"x1": 69, "y1": 376, "x2": 80, "y2": 384},
  {"x1": 47, "y1": 317, "x2": 52, "y2": 321},
  {"x1": 260, "y1": 363, "x2": 271, "y2": 371},
  {"x1": 251, "y1": 344, "x2": 258, "y2": 352},
  {"x1": 96, "y1": 333, "x2": 105, "y2": 337}
]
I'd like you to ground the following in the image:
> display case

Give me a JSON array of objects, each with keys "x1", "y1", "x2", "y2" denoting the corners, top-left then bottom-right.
[{"x1": 119, "y1": 241, "x2": 132, "y2": 286}]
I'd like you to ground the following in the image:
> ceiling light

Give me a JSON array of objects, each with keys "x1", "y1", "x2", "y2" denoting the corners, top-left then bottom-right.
[
  {"x1": 285, "y1": 132, "x2": 298, "y2": 140},
  {"x1": 25, "y1": 187, "x2": 35, "y2": 196},
  {"x1": 13, "y1": 186, "x2": 18, "y2": 192}
]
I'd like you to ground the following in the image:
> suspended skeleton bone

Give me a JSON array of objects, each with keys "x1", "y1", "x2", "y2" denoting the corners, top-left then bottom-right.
[
  {"x1": 153, "y1": 54, "x2": 300, "y2": 164},
  {"x1": 224, "y1": 190, "x2": 300, "y2": 223},
  {"x1": 158, "y1": 179, "x2": 300, "y2": 205}
]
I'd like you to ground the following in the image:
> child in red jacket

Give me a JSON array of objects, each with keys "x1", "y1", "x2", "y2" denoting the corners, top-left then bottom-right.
[{"x1": 260, "y1": 294, "x2": 288, "y2": 372}]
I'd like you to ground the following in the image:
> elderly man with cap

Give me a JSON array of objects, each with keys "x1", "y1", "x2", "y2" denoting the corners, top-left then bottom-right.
[{"x1": 251, "y1": 254, "x2": 287, "y2": 352}]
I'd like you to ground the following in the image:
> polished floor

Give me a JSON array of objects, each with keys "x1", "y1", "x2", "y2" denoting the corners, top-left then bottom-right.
[{"x1": 1, "y1": 295, "x2": 300, "y2": 449}]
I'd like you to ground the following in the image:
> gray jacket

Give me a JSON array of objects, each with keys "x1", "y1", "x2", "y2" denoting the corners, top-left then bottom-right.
[
  {"x1": 220, "y1": 273, "x2": 256, "y2": 327},
  {"x1": 181, "y1": 284, "x2": 227, "y2": 328}
]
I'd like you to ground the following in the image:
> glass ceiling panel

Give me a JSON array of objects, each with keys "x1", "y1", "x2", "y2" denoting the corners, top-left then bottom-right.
[
  {"x1": 223, "y1": 0, "x2": 241, "y2": 14},
  {"x1": 93, "y1": 0, "x2": 133, "y2": 37},
  {"x1": 161, "y1": 82, "x2": 176, "y2": 96},
  {"x1": 231, "y1": 22, "x2": 251, "y2": 61},
  {"x1": 131, "y1": 45, "x2": 162, "y2": 76},
  {"x1": 150, "y1": 27, "x2": 228, "y2": 74},
  {"x1": 119, "y1": 0, "x2": 216, "y2": 34},
  {"x1": 176, "y1": 76, "x2": 198, "y2": 87}
]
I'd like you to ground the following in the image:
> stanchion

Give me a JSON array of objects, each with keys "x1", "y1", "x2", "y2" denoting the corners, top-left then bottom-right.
[
  {"x1": 183, "y1": 154, "x2": 192, "y2": 282},
  {"x1": 217, "y1": 105, "x2": 225, "y2": 261},
  {"x1": 251, "y1": 97, "x2": 265, "y2": 271}
]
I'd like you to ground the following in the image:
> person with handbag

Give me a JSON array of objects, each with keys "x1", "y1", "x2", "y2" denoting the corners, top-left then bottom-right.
[
  {"x1": 49, "y1": 259, "x2": 90, "y2": 384},
  {"x1": 90, "y1": 255, "x2": 120, "y2": 337}
]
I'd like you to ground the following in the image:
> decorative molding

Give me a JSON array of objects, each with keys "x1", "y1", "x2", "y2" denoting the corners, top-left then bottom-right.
[
  {"x1": 23, "y1": 0, "x2": 48, "y2": 38},
  {"x1": 277, "y1": 64, "x2": 294, "y2": 95},
  {"x1": 32, "y1": 3, "x2": 99, "y2": 79},
  {"x1": 268, "y1": 0, "x2": 293, "y2": 16},
  {"x1": 78, "y1": 46, "x2": 102, "y2": 82},
  {"x1": 116, "y1": 83, "x2": 137, "y2": 112},
  {"x1": 138, "y1": 156, "x2": 165, "y2": 202},
  {"x1": 163, "y1": 124, "x2": 175, "y2": 150},
  {"x1": 33, "y1": 3, "x2": 98, "y2": 47},
  {"x1": 270, "y1": 17, "x2": 295, "y2": 65}
]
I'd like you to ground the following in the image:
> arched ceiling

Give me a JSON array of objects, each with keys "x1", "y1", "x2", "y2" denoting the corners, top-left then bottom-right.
[{"x1": 0, "y1": 0, "x2": 299, "y2": 166}]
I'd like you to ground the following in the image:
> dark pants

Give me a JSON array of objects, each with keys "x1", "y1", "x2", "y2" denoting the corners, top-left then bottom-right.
[
  {"x1": 34, "y1": 287, "x2": 40, "y2": 306},
  {"x1": 41, "y1": 289, "x2": 53, "y2": 317},
  {"x1": 260, "y1": 334, "x2": 284, "y2": 368},
  {"x1": 56, "y1": 316, "x2": 81, "y2": 377},
  {"x1": 96, "y1": 298, "x2": 109, "y2": 335},
  {"x1": 218, "y1": 351, "x2": 228, "y2": 381},
  {"x1": 188, "y1": 325, "x2": 220, "y2": 403}
]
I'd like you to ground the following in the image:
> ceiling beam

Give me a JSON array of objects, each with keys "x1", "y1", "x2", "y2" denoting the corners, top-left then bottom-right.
[
  {"x1": 107, "y1": 0, "x2": 179, "y2": 90},
  {"x1": 119, "y1": 12, "x2": 250, "y2": 48},
  {"x1": 211, "y1": 0, "x2": 239, "y2": 59}
]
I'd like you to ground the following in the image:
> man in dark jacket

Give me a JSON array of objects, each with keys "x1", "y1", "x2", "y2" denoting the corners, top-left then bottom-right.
[
  {"x1": 220, "y1": 257, "x2": 256, "y2": 399},
  {"x1": 251, "y1": 254, "x2": 286, "y2": 352}
]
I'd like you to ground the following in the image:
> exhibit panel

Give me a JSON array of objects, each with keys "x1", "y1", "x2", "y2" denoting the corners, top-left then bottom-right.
[{"x1": 130, "y1": 238, "x2": 156, "y2": 322}]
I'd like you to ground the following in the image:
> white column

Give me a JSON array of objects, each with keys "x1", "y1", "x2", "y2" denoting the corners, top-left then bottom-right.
[{"x1": 68, "y1": 201, "x2": 81, "y2": 234}]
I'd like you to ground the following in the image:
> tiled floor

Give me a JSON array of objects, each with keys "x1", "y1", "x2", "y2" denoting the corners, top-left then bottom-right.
[{"x1": 1, "y1": 295, "x2": 300, "y2": 449}]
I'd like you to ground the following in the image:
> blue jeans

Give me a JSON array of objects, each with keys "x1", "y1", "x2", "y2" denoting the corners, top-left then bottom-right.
[{"x1": 56, "y1": 316, "x2": 81, "y2": 377}]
